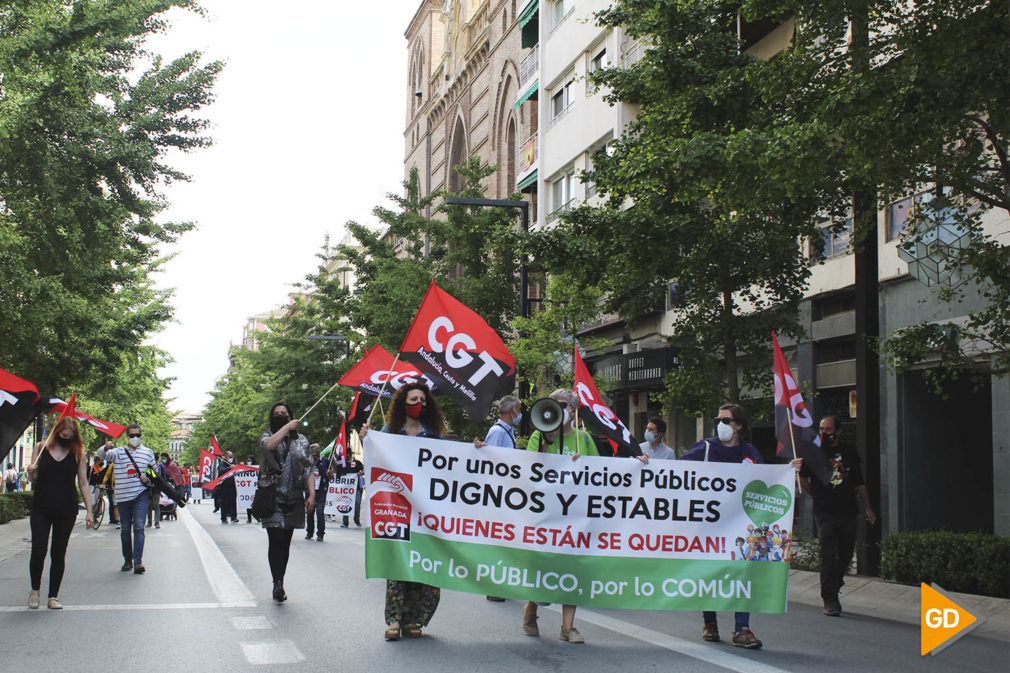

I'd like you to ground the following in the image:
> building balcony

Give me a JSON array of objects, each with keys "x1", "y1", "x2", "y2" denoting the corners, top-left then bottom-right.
[
  {"x1": 519, "y1": 132, "x2": 538, "y2": 175},
  {"x1": 520, "y1": 44, "x2": 539, "y2": 89}
]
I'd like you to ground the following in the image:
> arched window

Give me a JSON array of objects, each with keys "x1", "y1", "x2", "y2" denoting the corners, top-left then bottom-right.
[
  {"x1": 506, "y1": 117, "x2": 517, "y2": 192},
  {"x1": 448, "y1": 116, "x2": 468, "y2": 193}
]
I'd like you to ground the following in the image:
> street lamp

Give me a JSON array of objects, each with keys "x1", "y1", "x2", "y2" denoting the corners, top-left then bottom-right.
[{"x1": 444, "y1": 196, "x2": 532, "y2": 430}]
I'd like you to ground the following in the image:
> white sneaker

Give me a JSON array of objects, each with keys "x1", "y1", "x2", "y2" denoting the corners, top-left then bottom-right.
[
  {"x1": 47, "y1": 597, "x2": 63, "y2": 610},
  {"x1": 28, "y1": 590, "x2": 39, "y2": 609}
]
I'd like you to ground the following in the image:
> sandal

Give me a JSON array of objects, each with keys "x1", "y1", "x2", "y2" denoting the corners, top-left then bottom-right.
[
  {"x1": 403, "y1": 623, "x2": 422, "y2": 638},
  {"x1": 384, "y1": 622, "x2": 401, "y2": 641}
]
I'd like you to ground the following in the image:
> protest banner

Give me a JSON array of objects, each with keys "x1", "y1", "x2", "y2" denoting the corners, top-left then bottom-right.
[
  {"x1": 324, "y1": 474, "x2": 358, "y2": 516},
  {"x1": 364, "y1": 433, "x2": 795, "y2": 612},
  {"x1": 235, "y1": 470, "x2": 258, "y2": 510}
]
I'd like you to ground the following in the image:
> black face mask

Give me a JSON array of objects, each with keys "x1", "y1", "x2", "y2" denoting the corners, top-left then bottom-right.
[
  {"x1": 56, "y1": 435, "x2": 73, "y2": 447},
  {"x1": 820, "y1": 432, "x2": 837, "y2": 446},
  {"x1": 270, "y1": 415, "x2": 288, "y2": 433}
]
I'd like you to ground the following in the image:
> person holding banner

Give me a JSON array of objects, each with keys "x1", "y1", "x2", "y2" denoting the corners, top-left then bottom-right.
[
  {"x1": 523, "y1": 389, "x2": 596, "y2": 644},
  {"x1": 26, "y1": 417, "x2": 93, "y2": 609},
  {"x1": 361, "y1": 382, "x2": 445, "y2": 641},
  {"x1": 681, "y1": 404, "x2": 802, "y2": 650},
  {"x1": 260, "y1": 402, "x2": 316, "y2": 602}
]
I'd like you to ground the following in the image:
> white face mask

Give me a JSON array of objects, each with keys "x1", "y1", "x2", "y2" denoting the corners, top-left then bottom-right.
[
  {"x1": 716, "y1": 421, "x2": 734, "y2": 443},
  {"x1": 128, "y1": 436, "x2": 141, "y2": 448},
  {"x1": 562, "y1": 408, "x2": 571, "y2": 426}
]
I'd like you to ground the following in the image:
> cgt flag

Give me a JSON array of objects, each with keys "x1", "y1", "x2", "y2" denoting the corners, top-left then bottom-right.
[
  {"x1": 338, "y1": 344, "x2": 438, "y2": 400},
  {"x1": 772, "y1": 332, "x2": 829, "y2": 485},
  {"x1": 210, "y1": 435, "x2": 223, "y2": 457},
  {"x1": 198, "y1": 449, "x2": 216, "y2": 485},
  {"x1": 0, "y1": 367, "x2": 43, "y2": 462},
  {"x1": 398, "y1": 280, "x2": 515, "y2": 420},
  {"x1": 573, "y1": 347, "x2": 641, "y2": 457}
]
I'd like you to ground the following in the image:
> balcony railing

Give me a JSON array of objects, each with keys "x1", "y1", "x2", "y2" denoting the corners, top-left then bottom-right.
[
  {"x1": 519, "y1": 44, "x2": 539, "y2": 89},
  {"x1": 622, "y1": 37, "x2": 647, "y2": 66}
]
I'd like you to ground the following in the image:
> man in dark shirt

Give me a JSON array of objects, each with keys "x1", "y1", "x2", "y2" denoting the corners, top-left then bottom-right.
[{"x1": 799, "y1": 415, "x2": 877, "y2": 617}]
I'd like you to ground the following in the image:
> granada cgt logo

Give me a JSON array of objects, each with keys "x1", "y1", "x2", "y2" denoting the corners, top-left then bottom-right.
[{"x1": 370, "y1": 468, "x2": 413, "y2": 541}]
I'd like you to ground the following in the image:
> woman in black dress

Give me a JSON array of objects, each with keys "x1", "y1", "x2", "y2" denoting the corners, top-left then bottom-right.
[{"x1": 27, "y1": 416, "x2": 93, "y2": 609}]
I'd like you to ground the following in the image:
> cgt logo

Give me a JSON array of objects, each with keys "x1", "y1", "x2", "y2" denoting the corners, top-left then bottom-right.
[
  {"x1": 427, "y1": 316, "x2": 505, "y2": 385},
  {"x1": 575, "y1": 381, "x2": 633, "y2": 445},
  {"x1": 921, "y1": 583, "x2": 983, "y2": 656},
  {"x1": 368, "y1": 368, "x2": 436, "y2": 391},
  {"x1": 369, "y1": 468, "x2": 413, "y2": 542}
]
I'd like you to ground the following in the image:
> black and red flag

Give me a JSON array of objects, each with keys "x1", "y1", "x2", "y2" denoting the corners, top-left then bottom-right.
[
  {"x1": 398, "y1": 281, "x2": 516, "y2": 420},
  {"x1": 43, "y1": 397, "x2": 127, "y2": 438},
  {"x1": 573, "y1": 348, "x2": 641, "y2": 457},
  {"x1": 0, "y1": 367, "x2": 42, "y2": 462},
  {"x1": 773, "y1": 332, "x2": 829, "y2": 484},
  {"x1": 347, "y1": 390, "x2": 375, "y2": 429},
  {"x1": 338, "y1": 344, "x2": 438, "y2": 399}
]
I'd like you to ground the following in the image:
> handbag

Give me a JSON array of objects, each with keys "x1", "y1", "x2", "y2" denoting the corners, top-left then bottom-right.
[{"x1": 250, "y1": 483, "x2": 276, "y2": 521}]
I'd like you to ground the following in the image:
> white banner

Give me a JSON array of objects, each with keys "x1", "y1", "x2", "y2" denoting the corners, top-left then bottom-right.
[
  {"x1": 235, "y1": 470, "x2": 258, "y2": 509},
  {"x1": 324, "y1": 474, "x2": 358, "y2": 516}
]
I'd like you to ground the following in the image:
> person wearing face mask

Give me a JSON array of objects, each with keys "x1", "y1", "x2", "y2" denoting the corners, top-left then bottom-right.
[
  {"x1": 798, "y1": 415, "x2": 876, "y2": 617},
  {"x1": 26, "y1": 417, "x2": 93, "y2": 609},
  {"x1": 216, "y1": 450, "x2": 239, "y2": 524},
  {"x1": 638, "y1": 416, "x2": 677, "y2": 460},
  {"x1": 97, "y1": 423, "x2": 156, "y2": 574},
  {"x1": 259, "y1": 402, "x2": 316, "y2": 602},
  {"x1": 484, "y1": 395, "x2": 522, "y2": 449},
  {"x1": 681, "y1": 404, "x2": 802, "y2": 650},
  {"x1": 359, "y1": 381, "x2": 446, "y2": 641},
  {"x1": 521, "y1": 388, "x2": 597, "y2": 644}
]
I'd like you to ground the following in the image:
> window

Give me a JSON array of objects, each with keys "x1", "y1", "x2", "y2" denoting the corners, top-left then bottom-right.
[
  {"x1": 550, "y1": 0, "x2": 567, "y2": 29},
  {"x1": 549, "y1": 79, "x2": 574, "y2": 126},
  {"x1": 549, "y1": 172, "x2": 574, "y2": 219},
  {"x1": 887, "y1": 187, "x2": 954, "y2": 241},
  {"x1": 818, "y1": 217, "x2": 853, "y2": 260},
  {"x1": 590, "y1": 47, "x2": 608, "y2": 73}
]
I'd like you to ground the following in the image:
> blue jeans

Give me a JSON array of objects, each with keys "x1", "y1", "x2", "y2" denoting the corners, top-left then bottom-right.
[
  {"x1": 703, "y1": 611, "x2": 749, "y2": 632},
  {"x1": 118, "y1": 491, "x2": 149, "y2": 564}
]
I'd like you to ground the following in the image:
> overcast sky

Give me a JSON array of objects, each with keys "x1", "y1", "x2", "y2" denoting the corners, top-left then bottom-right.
[{"x1": 147, "y1": 1, "x2": 420, "y2": 414}]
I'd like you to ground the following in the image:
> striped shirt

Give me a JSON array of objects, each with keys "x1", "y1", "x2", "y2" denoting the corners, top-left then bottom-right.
[{"x1": 101, "y1": 446, "x2": 156, "y2": 504}]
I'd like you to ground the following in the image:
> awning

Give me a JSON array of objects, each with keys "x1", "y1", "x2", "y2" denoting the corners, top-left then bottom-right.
[
  {"x1": 518, "y1": 1, "x2": 538, "y2": 28},
  {"x1": 514, "y1": 81, "x2": 538, "y2": 111},
  {"x1": 519, "y1": 1, "x2": 539, "y2": 48},
  {"x1": 518, "y1": 170, "x2": 538, "y2": 191}
]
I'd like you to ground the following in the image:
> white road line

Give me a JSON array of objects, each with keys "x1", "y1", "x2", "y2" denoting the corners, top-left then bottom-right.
[
  {"x1": 180, "y1": 507, "x2": 255, "y2": 604},
  {"x1": 240, "y1": 640, "x2": 305, "y2": 665},
  {"x1": 0, "y1": 602, "x2": 254, "y2": 612},
  {"x1": 230, "y1": 615, "x2": 271, "y2": 630},
  {"x1": 549, "y1": 606, "x2": 795, "y2": 673}
]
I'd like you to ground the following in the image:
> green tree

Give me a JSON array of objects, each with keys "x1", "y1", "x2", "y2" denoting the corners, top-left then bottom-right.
[
  {"x1": 533, "y1": 0, "x2": 821, "y2": 417},
  {"x1": 0, "y1": 0, "x2": 222, "y2": 395}
]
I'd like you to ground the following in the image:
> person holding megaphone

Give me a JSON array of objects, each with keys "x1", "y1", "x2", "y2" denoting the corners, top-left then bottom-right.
[{"x1": 522, "y1": 388, "x2": 598, "y2": 644}]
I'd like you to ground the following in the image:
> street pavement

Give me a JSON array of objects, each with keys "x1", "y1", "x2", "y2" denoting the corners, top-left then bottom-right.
[{"x1": 0, "y1": 502, "x2": 1006, "y2": 672}]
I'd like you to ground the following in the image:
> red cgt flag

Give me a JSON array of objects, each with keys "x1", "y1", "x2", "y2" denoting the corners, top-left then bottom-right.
[
  {"x1": 210, "y1": 435, "x2": 223, "y2": 457},
  {"x1": 198, "y1": 449, "x2": 216, "y2": 485},
  {"x1": 573, "y1": 347, "x2": 640, "y2": 456},
  {"x1": 398, "y1": 280, "x2": 515, "y2": 420},
  {"x1": 773, "y1": 332, "x2": 829, "y2": 484},
  {"x1": 338, "y1": 344, "x2": 438, "y2": 399},
  {"x1": 45, "y1": 395, "x2": 127, "y2": 438}
]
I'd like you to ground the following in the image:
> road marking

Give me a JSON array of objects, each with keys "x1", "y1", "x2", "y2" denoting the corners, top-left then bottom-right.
[
  {"x1": 240, "y1": 640, "x2": 305, "y2": 665},
  {"x1": 180, "y1": 507, "x2": 255, "y2": 604},
  {"x1": 231, "y1": 615, "x2": 271, "y2": 630},
  {"x1": 0, "y1": 602, "x2": 254, "y2": 612},
  {"x1": 552, "y1": 607, "x2": 794, "y2": 673}
]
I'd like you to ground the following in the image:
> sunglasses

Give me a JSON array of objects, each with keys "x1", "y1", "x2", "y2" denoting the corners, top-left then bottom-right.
[
  {"x1": 713, "y1": 417, "x2": 735, "y2": 426},
  {"x1": 127, "y1": 433, "x2": 142, "y2": 438}
]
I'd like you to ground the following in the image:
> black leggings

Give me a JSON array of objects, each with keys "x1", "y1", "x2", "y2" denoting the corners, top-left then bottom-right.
[
  {"x1": 29, "y1": 509, "x2": 77, "y2": 597},
  {"x1": 266, "y1": 527, "x2": 295, "y2": 582}
]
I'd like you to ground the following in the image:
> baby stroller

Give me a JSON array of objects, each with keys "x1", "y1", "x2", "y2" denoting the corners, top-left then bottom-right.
[{"x1": 159, "y1": 492, "x2": 178, "y2": 521}]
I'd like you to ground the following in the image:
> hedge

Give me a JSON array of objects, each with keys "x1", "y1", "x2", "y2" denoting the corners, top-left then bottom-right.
[
  {"x1": 0, "y1": 492, "x2": 34, "y2": 524},
  {"x1": 881, "y1": 530, "x2": 1009, "y2": 598}
]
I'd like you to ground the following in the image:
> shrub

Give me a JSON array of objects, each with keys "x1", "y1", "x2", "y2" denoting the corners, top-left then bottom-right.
[
  {"x1": 789, "y1": 529, "x2": 821, "y2": 572},
  {"x1": 881, "y1": 530, "x2": 1009, "y2": 598},
  {"x1": 0, "y1": 491, "x2": 34, "y2": 524}
]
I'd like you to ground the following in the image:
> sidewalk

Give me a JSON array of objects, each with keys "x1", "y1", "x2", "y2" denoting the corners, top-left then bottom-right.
[
  {"x1": 1, "y1": 514, "x2": 1006, "y2": 642},
  {"x1": 788, "y1": 568, "x2": 1010, "y2": 642}
]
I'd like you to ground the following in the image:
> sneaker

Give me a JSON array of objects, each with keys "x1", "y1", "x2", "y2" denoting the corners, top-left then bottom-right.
[
  {"x1": 560, "y1": 627, "x2": 584, "y2": 643},
  {"x1": 355, "y1": 522, "x2": 362, "y2": 527},
  {"x1": 28, "y1": 590, "x2": 40, "y2": 609},
  {"x1": 273, "y1": 580, "x2": 287, "y2": 602},
  {"x1": 340, "y1": 523, "x2": 348, "y2": 528},
  {"x1": 47, "y1": 597, "x2": 63, "y2": 610},
  {"x1": 231, "y1": 518, "x2": 239, "y2": 523},
  {"x1": 702, "y1": 623, "x2": 720, "y2": 642},
  {"x1": 522, "y1": 604, "x2": 539, "y2": 637},
  {"x1": 316, "y1": 536, "x2": 324, "y2": 542},
  {"x1": 731, "y1": 628, "x2": 762, "y2": 649},
  {"x1": 155, "y1": 523, "x2": 160, "y2": 529},
  {"x1": 384, "y1": 622, "x2": 401, "y2": 641},
  {"x1": 120, "y1": 560, "x2": 133, "y2": 572},
  {"x1": 305, "y1": 533, "x2": 312, "y2": 540},
  {"x1": 134, "y1": 564, "x2": 146, "y2": 575},
  {"x1": 823, "y1": 597, "x2": 842, "y2": 617}
]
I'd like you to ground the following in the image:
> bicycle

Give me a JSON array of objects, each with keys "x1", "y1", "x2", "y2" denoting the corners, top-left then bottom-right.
[{"x1": 91, "y1": 486, "x2": 106, "y2": 530}]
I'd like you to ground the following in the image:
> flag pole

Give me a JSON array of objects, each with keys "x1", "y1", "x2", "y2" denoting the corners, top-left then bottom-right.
[
  {"x1": 366, "y1": 353, "x2": 401, "y2": 425},
  {"x1": 299, "y1": 380, "x2": 342, "y2": 423},
  {"x1": 786, "y1": 407, "x2": 803, "y2": 494}
]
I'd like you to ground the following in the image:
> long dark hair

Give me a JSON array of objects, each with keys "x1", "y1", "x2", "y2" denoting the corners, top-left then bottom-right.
[
  {"x1": 268, "y1": 402, "x2": 295, "y2": 422},
  {"x1": 48, "y1": 417, "x2": 84, "y2": 461},
  {"x1": 385, "y1": 382, "x2": 444, "y2": 437}
]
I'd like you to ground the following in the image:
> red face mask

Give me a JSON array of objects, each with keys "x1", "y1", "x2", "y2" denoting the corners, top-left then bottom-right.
[{"x1": 405, "y1": 402, "x2": 424, "y2": 419}]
